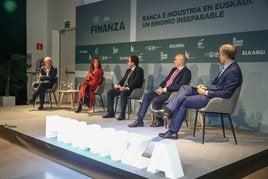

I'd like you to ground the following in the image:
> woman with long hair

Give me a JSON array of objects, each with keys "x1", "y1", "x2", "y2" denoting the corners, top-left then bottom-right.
[{"x1": 75, "y1": 57, "x2": 104, "y2": 113}]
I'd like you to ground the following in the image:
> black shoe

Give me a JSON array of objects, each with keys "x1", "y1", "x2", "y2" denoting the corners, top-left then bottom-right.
[
  {"x1": 37, "y1": 105, "x2": 44, "y2": 110},
  {"x1": 75, "y1": 103, "x2": 82, "y2": 113},
  {"x1": 128, "y1": 120, "x2": 144, "y2": 127},
  {"x1": 117, "y1": 115, "x2": 125, "y2": 121},
  {"x1": 102, "y1": 114, "x2": 115, "y2": 118},
  {"x1": 150, "y1": 120, "x2": 164, "y2": 127},
  {"x1": 26, "y1": 98, "x2": 35, "y2": 105},
  {"x1": 159, "y1": 130, "x2": 178, "y2": 140}
]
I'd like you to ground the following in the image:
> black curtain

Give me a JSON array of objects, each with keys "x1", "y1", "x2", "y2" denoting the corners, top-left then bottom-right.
[{"x1": 0, "y1": 0, "x2": 27, "y2": 104}]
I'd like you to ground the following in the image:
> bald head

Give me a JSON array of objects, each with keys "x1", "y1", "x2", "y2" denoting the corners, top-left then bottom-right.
[{"x1": 173, "y1": 53, "x2": 187, "y2": 68}]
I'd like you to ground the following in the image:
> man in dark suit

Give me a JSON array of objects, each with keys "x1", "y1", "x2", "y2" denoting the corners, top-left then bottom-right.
[
  {"x1": 155, "y1": 44, "x2": 243, "y2": 139},
  {"x1": 27, "y1": 57, "x2": 57, "y2": 110},
  {"x1": 128, "y1": 53, "x2": 191, "y2": 127},
  {"x1": 103, "y1": 55, "x2": 144, "y2": 120}
]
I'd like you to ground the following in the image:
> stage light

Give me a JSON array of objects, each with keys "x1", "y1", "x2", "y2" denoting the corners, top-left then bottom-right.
[{"x1": 3, "y1": 0, "x2": 17, "y2": 13}]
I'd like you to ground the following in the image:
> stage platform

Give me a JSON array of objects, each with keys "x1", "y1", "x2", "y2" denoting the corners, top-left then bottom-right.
[{"x1": 0, "y1": 105, "x2": 267, "y2": 179}]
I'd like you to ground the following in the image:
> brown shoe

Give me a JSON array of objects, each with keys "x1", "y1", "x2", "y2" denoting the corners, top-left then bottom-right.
[{"x1": 128, "y1": 120, "x2": 144, "y2": 127}]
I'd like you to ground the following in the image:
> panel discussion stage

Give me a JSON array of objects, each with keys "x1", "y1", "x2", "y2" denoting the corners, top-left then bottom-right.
[{"x1": 0, "y1": 105, "x2": 267, "y2": 179}]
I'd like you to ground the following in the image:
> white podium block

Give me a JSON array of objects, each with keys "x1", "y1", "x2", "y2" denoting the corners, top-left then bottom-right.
[
  {"x1": 121, "y1": 133, "x2": 151, "y2": 169},
  {"x1": 147, "y1": 140, "x2": 184, "y2": 179},
  {"x1": 85, "y1": 124, "x2": 101, "y2": 151},
  {"x1": 72, "y1": 121, "x2": 87, "y2": 149},
  {"x1": 56, "y1": 118, "x2": 76, "y2": 144},
  {"x1": 88, "y1": 125, "x2": 103, "y2": 154},
  {"x1": 46, "y1": 115, "x2": 64, "y2": 138},
  {"x1": 63, "y1": 118, "x2": 78, "y2": 144},
  {"x1": 109, "y1": 130, "x2": 128, "y2": 161},
  {"x1": 98, "y1": 128, "x2": 116, "y2": 157}
]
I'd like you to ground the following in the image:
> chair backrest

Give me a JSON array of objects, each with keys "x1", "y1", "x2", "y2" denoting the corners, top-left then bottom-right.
[
  {"x1": 129, "y1": 79, "x2": 145, "y2": 99},
  {"x1": 49, "y1": 82, "x2": 58, "y2": 92},
  {"x1": 200, "y1": 86, "x2": 242, "y2": 114},
  {"x1": 95, "y1": 77, "x2": 105, "y2": 95}
]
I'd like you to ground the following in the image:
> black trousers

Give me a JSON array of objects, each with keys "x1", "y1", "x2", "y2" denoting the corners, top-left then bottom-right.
[
  {"x1": 106, "y1": 88, "x2": 131, "y2": 117},
  {"x1": 33, "y1": 81, "x2": 54, "y2": 105}
]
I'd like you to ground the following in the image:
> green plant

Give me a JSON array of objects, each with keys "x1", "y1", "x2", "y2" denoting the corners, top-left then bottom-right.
[{"x1": 0, "y1": 53, "x2": 26, "y2": 96}]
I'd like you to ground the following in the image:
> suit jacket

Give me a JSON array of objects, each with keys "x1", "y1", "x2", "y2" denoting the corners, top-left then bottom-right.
[
  {"x1": 159, "y1": 66, "x2": 191, "y2": 93},
  {"x1": 40, "y1": 66, "x2": 58, "y2": 84},
  {"x1": 118, "y1": 66, "x2": 144, "y2": 91},
  {"x1": 206, "y1": 61, "x2": 243, "y2": 98}
]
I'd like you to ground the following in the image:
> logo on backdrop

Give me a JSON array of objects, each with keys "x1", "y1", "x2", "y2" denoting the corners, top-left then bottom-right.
[
  {"x1": 113, "y1": 46, "x2": 119, "y2": 54},
  {"x1": 95, "y1": 47, "x2": 99, "y2": 55},
  {"x1": 185, "y1": 51, "x2": 195, "y2": 60},
  {"x1": 138, "y1": 53, "x2": 144, "y2": 61},
  {"x1": 145, "y1": 45, "x2": 161, "y2": 51},
  {"x1": 242, "y1": 49, "x2": 266, "y2": 56},
  {"x1": 130, "y1": 45, "x2": 137, "y2": 52},
  {"x1": 101, "y1": 56, "x2": 112, "y2": 61},
  {"x1": 233, "y1": 37, "x2": 243, "y2": 47},
  {"x1": 168, "y1": 43, "x2": 185, "y2": 49},
  {"x1": 119, "y1": 56, "x2": 129, "y2": 61},
  {"x1": 90, "y1": 16, "x2": 126, "y2": 34},
  {"x1": 160, "y1": 51, "x2": 168, "y2": 61},
  {"x1": 197, "y1": 39, "x2": 205, "y2": 49},
  {"x1": 204, "y1": 51, "x2": 219, "y2": 58}
]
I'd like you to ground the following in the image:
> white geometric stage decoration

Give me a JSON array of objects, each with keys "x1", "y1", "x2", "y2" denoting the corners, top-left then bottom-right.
[
  {"x1": 45, "y1": 115, "x2": 184, "y2": 178},
  {"x1": 147, "y1": 140, "x2": 184, "y2": 179}
]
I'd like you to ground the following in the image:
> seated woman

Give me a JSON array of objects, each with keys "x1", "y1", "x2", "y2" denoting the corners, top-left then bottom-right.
[{"x1": 75, "y1": 57, "x2": 104, "y2": 113}]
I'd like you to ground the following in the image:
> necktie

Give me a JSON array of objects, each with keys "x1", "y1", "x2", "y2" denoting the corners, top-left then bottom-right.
[
  {"x1": 123, "y1": 70, "x2": 132, "y2": 86},
  {"x1": 165, "y1": 68, "x2": 180, "y2": 87}
]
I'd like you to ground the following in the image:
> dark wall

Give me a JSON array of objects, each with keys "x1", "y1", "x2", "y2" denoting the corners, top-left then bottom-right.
[{"x1": 0, "y1": 0, "x2": 27, "y2": 104}]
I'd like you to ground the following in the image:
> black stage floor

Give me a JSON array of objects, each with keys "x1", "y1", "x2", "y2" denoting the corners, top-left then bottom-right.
[{"x1": 0, "y1": 105, "x2": 267, "y2": 178}]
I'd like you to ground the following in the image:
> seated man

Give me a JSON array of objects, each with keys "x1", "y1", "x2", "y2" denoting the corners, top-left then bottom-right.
[
  {"x1": 154, "y1": 44, "x2": 243, "y2": 139},
  {"x1": 128, "y1": 53, "x2": 191, "y2": 127},
  {"x1": 27, "y1": 57, "x2": 57, "y2": 110},
  {"x1": 103, "y1": 55, "x2": 144, "y2": 120}
]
